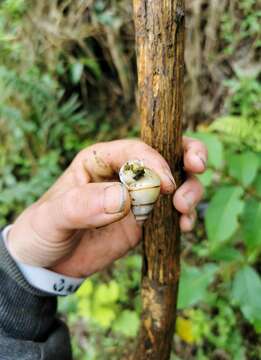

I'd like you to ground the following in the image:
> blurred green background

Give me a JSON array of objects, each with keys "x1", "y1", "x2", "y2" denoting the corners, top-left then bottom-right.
[{"x1": 0, "y1": 0, "x2": 260, "y2": 359}]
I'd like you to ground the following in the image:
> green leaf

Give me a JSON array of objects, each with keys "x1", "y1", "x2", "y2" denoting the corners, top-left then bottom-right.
[
  {"x1": 197, "y1": 169, "x2": 214, "y2": 187},
  {"x1": 231, "y1": 266, "x2": 261, "y2": 332},
  {"x1": 178, "y1": 263, "x2": 217, "y2": 309},
  {"x1": 210, "y1": 116, "x2": 249, "y2": 138},
  {"x1": 227, "y1": 151, "x2": 259, "y2": 187},
  {"x1": 205, "y1": 186, "x2": 244, "y2": 245},
  {"x1": 124, "y1": 254, "x2": 142, "y2": 269},
  {"x1": 210, "y1": 246, "x2": 243, "y2": 262},
  {"x1": 94, "y1": 281, "x2": 120, "y2": 305},
  {"x1": 70, "y1": 62, "x2": 83, "y2": 84},
  {"x1": 242, "y1": 199, "x2": 261, "y2": 250},
  {"x1": 77, "y1": 298, "x2": 91, "y2": 319},
  {"x1": 112, "y1": 310, "x2": 140, "y2": 337},
  {"x1": 92, "y1": 305, "x2": 117, "y2": 329},
  {"x1": 210, "y1": 116, "x2": 261, "y2": 152},
  {"x1": 76, "y1": 279, "x2": 93, "y2": 298},
  {"x1": 82, "y1": 58, "x2": 102, "y2": 79},
  {"x1": 186, "y1": 132, "x2": 224, "y2": 169}
]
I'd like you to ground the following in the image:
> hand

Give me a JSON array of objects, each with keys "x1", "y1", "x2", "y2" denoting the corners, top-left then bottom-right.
[
  {"x1": 7, "y1": 138, "x2": 207, "y2": 278},
  {"x1": 173, "y1": 136, "x2": 206, "y2": 232}
]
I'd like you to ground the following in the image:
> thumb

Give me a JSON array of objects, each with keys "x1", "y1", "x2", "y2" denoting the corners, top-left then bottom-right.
[
  {"x1": 40, "y1": 182, "x2": 131, "y2": 231},
  {"x1": 7, "y1": 183, "x2": 130, "y2": 268}
]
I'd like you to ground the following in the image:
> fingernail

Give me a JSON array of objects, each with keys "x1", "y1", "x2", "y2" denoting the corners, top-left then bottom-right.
[
  {"x1": 104, "y1": 184, "x2": 127, "y2": 214},
  {"x1": 197, "y1": 153, "x2": 207, "y2": 168},
  {"x1": 164, "y1": 169, "x2": 177, "y2": 191},
  {"x1": 183, "y1": 191, "x2": 195, "y2": 209}
]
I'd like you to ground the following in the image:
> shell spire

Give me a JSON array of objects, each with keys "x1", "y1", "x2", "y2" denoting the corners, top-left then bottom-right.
[{"x1": 119, "y1": 160, "x2": 161, "y2": 222}]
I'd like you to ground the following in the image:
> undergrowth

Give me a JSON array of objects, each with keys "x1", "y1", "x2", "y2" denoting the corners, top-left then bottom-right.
[{"x1": 0, "y1": 1, "x2": 260, "y2": 359}]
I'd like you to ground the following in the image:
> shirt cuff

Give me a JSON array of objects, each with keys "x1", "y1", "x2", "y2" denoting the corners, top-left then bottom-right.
[
  {"x1": 0, "y1": 229, "x2": 71, "y2": 345},
  {"x1": 2, "y1": 226, "x2": 85, "y2": 296}
]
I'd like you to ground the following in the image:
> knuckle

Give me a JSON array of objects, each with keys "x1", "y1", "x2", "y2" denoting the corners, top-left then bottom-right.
[
  {"x1": 194, "y1": 139, "x2": 203, "y2": 147},
  {"x1": 187, "y1": 137, "x2": 200, "y2": 147},
  {"x1": 193, "y1": 138, "x2": 204, "y2": 148},
  {"x1": 75, "y1": 142, "x2": 105, "y2": 161},
  {"x1": 88, "y1": 142, "x2": 106, "y2": 153},
  {"x1": 188, "y1": 138, "x2": 206, "y2": 154},
  {"x1": 187, "y1": 176, "x2": 204, "y2": 201},
  {"x1": 133, "y1": 139, "x2": 151, "y2": 152}
]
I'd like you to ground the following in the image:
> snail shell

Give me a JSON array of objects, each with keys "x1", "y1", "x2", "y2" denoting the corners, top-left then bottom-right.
[{"x1": 119, "y1": 160, "x2": 161, "y2": 222}]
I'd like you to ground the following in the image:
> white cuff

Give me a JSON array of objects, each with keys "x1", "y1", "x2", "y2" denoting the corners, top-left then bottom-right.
[{"x1": 2, "y1": 225, "x2": 85, "y2": 296}]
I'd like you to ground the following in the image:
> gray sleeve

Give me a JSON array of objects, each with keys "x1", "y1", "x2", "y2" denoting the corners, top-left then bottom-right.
[{"x1": 0, "y1": 232, "x2": 72, "y2": 360}]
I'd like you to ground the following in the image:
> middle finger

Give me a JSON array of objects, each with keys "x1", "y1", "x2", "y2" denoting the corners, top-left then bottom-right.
[{"x1": 173, "y1": 176, "x2": 204, "y2": 214}]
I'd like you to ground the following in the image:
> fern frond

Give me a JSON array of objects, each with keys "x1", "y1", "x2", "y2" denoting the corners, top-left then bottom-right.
[{"x1": 210, "y1": 116, "x2": 261, "y2": 152}]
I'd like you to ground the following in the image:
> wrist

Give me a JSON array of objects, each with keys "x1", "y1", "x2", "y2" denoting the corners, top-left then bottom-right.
[
  {"x1": 7, "y1": 206, "x2": 76, "y2": 268},
  {"x1": 3, "y1": 226, "x2": 85, "y2": 296}
]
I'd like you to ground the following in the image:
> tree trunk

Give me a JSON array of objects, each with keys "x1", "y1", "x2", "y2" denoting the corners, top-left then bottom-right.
[{"x1": 132, "y1": 0, "x2": 185, "y2": 359}]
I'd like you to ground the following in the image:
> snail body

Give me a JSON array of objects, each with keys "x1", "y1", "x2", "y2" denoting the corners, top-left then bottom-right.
[{"x1": 119, "y1": 160, "x2": 161, "y2": 222}]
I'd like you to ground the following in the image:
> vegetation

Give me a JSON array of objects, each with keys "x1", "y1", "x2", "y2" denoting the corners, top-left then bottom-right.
[{"x1": 0, "y1": 0, "x2": 260, "y2": 359}]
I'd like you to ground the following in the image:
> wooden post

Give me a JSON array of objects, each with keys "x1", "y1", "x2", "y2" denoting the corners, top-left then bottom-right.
[{"x1": 132, "y1": 0, "x2": 185, "y2": 359}]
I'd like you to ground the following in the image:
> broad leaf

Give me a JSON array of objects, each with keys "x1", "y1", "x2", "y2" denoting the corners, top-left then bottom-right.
[
  {"x1": 205, "y1": 186, "x2": 244, "y2": 244},
  {"x1": 92, "y1": 305, "x2": 117, "y2": 329},
  {"x1": 231, "y1": 266, "x2": 261, "y2": 332},
  {"x1": 77, "y1": 298, "x2": 91, "y2": 319},
  {"x1": 227, "y1": 151, "x2": 259, "y2": 187},
  {"x1": 178, "y1": 263, "x2": 217, "y2": 309},
  {"x1": 76, "y1": 279, "x2": 93, "y2": 298},
  {"x1": 242, "y1": 199, "x2": 261, "y2": 250},
  {"x1": 112, "y1": 310, "x2": 140, "y2": 337},
  {"x1": 94, "y1": 281, "x2": 119, "y2": 305},
  {"x1": 211, "y1": 246, "x2": 243, "y2": 262}
]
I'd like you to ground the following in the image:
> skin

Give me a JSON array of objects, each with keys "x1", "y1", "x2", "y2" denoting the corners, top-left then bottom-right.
[{"x1": 7, "y1": 137, "x2": 207, "y2": 278}]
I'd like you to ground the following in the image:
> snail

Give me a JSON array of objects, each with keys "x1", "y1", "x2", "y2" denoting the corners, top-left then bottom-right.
[{"x1": 119, "y1": 160, "x2": 161, "y2": 222}]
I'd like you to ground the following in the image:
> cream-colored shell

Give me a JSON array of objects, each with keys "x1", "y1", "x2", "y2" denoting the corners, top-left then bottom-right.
[{"x1": 119, "y1": 160, "x2": 161, "y2": 221}]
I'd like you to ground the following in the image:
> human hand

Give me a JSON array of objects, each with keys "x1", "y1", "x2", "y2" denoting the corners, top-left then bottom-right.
[{"x1": 7, "y1": 138, "x2": 207, "y2": 277}]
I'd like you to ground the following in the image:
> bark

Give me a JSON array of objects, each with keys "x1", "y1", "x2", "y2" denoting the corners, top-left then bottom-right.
[{"x1": 132, "y1": 0, "x2": 185, "y2": 359}]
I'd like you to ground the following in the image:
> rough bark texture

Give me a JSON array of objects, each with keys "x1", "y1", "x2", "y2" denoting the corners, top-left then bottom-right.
[{"x1": 132, "y1": 1, "x2": 185, "y2": 359}]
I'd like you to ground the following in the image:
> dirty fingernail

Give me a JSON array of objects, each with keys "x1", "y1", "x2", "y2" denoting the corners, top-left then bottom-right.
[
  {"x1": 164, "y1": 169, "x2": 177, "y2": 191},
  {"x1": 197, "y1": 152, "x2": 207, "y2": 168},
  {"x1": 104, "y1": 184, "x2": 127, "y2": 214}
]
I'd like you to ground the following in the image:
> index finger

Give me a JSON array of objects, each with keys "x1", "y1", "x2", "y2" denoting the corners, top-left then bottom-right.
[
  {"x1": 74, "y1": 139, "x2": 176, "y2": 194},
  {"x1": 183, "y1": 136, "x2": 208, "y2": 173}
]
